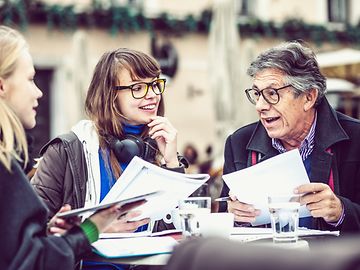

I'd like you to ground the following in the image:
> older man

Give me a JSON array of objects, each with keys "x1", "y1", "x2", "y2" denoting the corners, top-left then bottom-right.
[{"x1": 219, "y1": 41, "x2": 360, "y2": 233}]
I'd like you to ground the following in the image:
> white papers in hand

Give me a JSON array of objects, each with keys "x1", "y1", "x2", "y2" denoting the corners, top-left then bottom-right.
[
  {"x1": 222, "y1": 149, "x2": 311, "y2": 226},
  {"x1": 92, "y1": 236, "x2": 178, "y2": 258},
  {"x1": 101, "y1": 156, "x2": 209, "y2": 221}
]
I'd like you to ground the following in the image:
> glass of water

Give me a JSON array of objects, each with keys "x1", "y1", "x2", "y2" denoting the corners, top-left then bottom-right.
[
  {"x1": 178, "y1": 197, "x2": 211, "y2": 238},
  {"x1": 268, "y1": 194, "x2": 300, "y2": 243}
]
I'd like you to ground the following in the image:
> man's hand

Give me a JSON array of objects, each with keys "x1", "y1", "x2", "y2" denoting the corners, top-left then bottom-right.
[
  {"x1": 295, "y1": 183, "x2": 343, "y2": 223},
  {"x1": 227, "y1": 194, "x2": 261, "y2": 223}
]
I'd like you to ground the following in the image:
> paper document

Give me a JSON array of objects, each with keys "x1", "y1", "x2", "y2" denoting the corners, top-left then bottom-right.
[
  {"x1": 230, "y1": 227, "x2": 339, "y2": 242},
  {"x1": 92, "y1": 236, "x2": 178, "y2": 258},
  {"x1": 100, "y1": 231, "x2": 150, "y2": 239},
  {"x1": 57, "y1": 191, "x2": 160, "y2": 219},
  {"x1": 232, "y1": 227, "x2": 340, "y2": 236},
  {"x1": 101, "y1": 156, "x2": 210, "y2": 221},
  {"x1": 222, "y1": 150, "x2": 311, "y2": 226},
  {"x1": 100, "y1": 229, "x2": 182, "y2": 239}
]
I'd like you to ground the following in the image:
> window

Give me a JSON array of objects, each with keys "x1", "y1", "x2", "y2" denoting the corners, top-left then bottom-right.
[
  {"x1": 236, "y1": 0, "x2": 255, "y2": 18},
  {"x1": 328, "y1": 0, "x2": 349, "y2": 23}
]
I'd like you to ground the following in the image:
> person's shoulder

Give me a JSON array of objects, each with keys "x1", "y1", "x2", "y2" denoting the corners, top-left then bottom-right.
[
  {"x1": 0, "y1": 158, "x2": 24, "y2": 179},
  {"x1": 336, "y1": 112, "x2": 360, "y2": 135},
  {"x1": 40, "y1": 131, "x2": 80, "y2": 156},
  {"x1": 336, "y1": 111, "x2": 360, "y2": 126}
]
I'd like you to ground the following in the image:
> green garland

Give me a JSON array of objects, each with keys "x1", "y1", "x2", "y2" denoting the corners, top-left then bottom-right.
[{"x1": 1, "y1": 0, "x2": 360, "y2": 45}]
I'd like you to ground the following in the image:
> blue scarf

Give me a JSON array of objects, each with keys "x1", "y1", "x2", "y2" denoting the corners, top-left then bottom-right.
[{"x1": 99, "y1": 123, "x2": 145, "y2": 201}]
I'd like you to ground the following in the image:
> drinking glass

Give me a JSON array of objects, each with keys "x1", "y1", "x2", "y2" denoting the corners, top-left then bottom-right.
[
  {"x1": 178, "y1": 197, "x2": 211, "y2": 238},
  {"x1": 268, "y1": 194, "x2": 300, "y2": 243}
]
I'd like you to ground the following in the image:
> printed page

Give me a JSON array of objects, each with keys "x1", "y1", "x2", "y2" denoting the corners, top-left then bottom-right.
[
  {"x1": 231, "y1": 227, "x2": 340, "y2": 236},
  {"x1": 99, "y1": 229, "x2": 182, "y2": 239},
  {"x1": 222, "y1": 149, "x2": 311, "y2": 226},
  {"x1": 92, "y1": 236, "x2": 178, "y2": 258},
  {"x1": 101, "y1": 156, "x2": 210, "y2": 221}
]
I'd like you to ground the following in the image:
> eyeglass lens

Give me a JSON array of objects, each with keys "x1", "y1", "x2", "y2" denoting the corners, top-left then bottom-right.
[
  {"x1": 132, "y1": 79, "x2": 165, "y2": 99},
  {"x1": 247, "y1": 88, "x2": 279, "y2": 104}
]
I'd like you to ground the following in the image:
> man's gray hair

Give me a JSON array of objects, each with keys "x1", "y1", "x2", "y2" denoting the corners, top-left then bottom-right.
[{"x1": 247, "y1": 41, "x2": 326, "y2": 105}]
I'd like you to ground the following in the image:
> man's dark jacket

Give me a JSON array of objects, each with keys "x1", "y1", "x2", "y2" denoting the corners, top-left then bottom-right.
[{"x1": 219, "y1": 98, "x2": 360, "y2": 233}]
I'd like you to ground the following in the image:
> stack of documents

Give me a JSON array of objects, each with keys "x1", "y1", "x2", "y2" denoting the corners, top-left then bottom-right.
[
  {"x1": 230, "y1": 227, "x2": 340, "y2": 242},
  {"x1": 101, "y1": 156, "x2": 210, "y2": 221},
  {"x1": 92, "y1": 236, "x2": 178, "y2": 258},
  {"x1": 99, "y1": 229, "x2": 182, "y2": 239}
]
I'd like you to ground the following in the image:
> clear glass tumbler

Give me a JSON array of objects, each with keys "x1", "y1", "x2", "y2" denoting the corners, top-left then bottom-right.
[{"x1": 268, "y1": 194, "x2": 300, "y2": 243}]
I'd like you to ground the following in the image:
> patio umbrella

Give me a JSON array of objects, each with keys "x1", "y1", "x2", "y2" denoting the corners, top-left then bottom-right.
[
  {"x1": 325, "y1": 77, "x2": 356, "y2": 110},
  {"x1": 208, "y1": 0, "x2": 242, "y2": 160},
  {"x1": 63, "y1": 30, "x2": 90, "y2": 129}
]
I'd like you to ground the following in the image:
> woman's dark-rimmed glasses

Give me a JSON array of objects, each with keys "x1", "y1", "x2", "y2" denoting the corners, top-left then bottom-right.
[
  {"x1": 115, "y1": 78, "x2": 166, "y2": 99},
  {"x1": 245, "y1": 85, "x2": 292, "y2": 105}
]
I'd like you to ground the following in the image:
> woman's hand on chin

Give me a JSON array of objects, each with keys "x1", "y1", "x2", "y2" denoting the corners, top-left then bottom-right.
[{"x1": 148, "y1": 116, "x2": 178, "y2": 167}]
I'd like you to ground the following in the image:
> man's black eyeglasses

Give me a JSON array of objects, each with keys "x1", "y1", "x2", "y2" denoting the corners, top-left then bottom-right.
[
  {"x1": 245, "y1": 85, "x2": 292, "y2": 105},
  {"x1": 115, "y1": 78, "x2": 166, "y2": 99}
]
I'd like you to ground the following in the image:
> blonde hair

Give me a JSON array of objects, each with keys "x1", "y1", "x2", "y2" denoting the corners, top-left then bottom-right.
[{"x1": 0, "y1": 25, "x2": 29, "y2": 171}]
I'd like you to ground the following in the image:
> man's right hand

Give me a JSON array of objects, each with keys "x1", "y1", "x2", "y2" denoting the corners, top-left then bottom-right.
[{"x1": 227, "y1": 194, "x2": 261, "y2": 223}]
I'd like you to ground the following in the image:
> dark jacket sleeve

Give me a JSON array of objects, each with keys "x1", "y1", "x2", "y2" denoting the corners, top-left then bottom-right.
[
  {"x1": 31, "y1": 142, "x2": 68, "y2": 218},
  {"x1": 0, "y1": 161, "x2": 91, "y2": 270},
  {"x1": 335, "y1": 128, "x2": 360, "y2": 233},
  {"x1": 218, "y1": 135, "x2": 235, "y2": 212},
  {"x1": 339, "y1": 195, "x2": 360, "y2": 232},
  {"x1": 218, "y1": 124, "x2": 260, "y2": 213}
]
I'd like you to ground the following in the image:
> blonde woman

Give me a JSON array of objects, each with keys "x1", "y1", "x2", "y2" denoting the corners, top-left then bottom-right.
[{"x1": 0, "y1": 25, "x2": 143, "y2": 270}]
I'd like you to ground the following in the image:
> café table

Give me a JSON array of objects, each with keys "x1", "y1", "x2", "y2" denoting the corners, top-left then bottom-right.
[
  {"x1": 88, "y1": 231, "x2": 318, "y2": 266},
  {"x1": 89, "y1": 253, "x2": 171, "y2": 266}
]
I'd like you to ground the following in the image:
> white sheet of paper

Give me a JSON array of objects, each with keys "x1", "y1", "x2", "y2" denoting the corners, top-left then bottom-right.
[
  {"x1": 231, "y1": 227, "x2": 339, "y2": 236},
  {"x1": 222, "y1": 149, "x2": 311, "y2": 226},
  {"x1": 101, "y1": 156, "x2": 210, "y2": 221},
  {"x1": 92, "y1": 236, "x2": 178, "y2": 258},
  {"x1": 100, "y1": 231, "x2": 151, "y2": 239},
  {"x1": 99, "y1": 229, "x2": 182, "y2": 239},
  {"x1": 230, "y1": 227, "x2": 339, "y2": 242}
]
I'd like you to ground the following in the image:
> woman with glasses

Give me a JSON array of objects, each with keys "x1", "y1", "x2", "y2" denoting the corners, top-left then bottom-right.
[
  {"x1": 0, "y1": 26, "x2": 146, "y2": 270},
  {"x1": 31, "y1": 48, "x2": 185, "y2": 263},
  {"x1": 219, "y1": 41, "x2": 360, "y2": 234}
]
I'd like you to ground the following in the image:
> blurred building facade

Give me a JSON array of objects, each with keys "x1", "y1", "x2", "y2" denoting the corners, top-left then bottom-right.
[{"x1": 1, "y1": 0, "x2": 360, "y2": 162}]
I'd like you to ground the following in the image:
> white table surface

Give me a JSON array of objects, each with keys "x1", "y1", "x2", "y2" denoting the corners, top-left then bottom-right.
[{"x1": 89, "y1": 237, "x2": 309, "y2": 266}]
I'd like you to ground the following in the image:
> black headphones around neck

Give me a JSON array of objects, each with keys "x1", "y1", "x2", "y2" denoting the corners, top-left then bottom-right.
[{"x1": 108, "y1": 135, "x2": 158, "y2": 164}]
